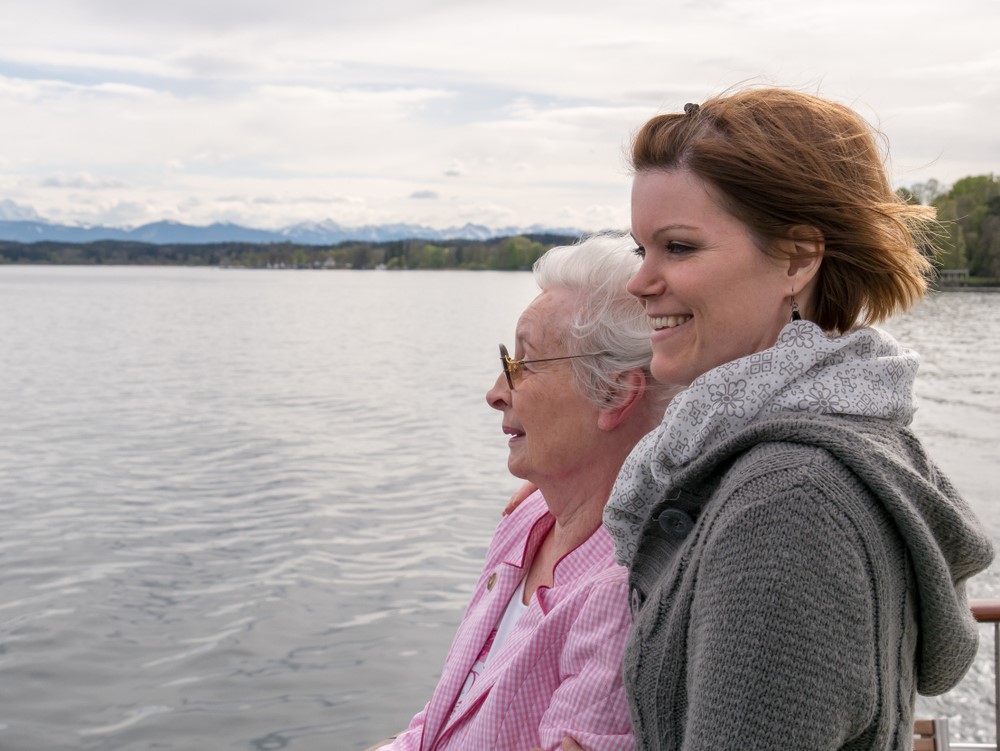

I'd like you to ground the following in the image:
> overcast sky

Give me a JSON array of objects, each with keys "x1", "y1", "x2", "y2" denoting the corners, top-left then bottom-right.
[{"x1": 1, "y1": 0, "x2": 997, "y2": 232}]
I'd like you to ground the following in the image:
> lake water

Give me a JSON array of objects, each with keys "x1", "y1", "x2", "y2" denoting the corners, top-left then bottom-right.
[{"x1": 0, "y1": 266, "x2": 997, "y2": 750}]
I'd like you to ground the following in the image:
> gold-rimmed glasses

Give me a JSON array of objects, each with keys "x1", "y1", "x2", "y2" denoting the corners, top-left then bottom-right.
[{"x1": 499, "y1": 343, "x2": 606, "y2": 390}]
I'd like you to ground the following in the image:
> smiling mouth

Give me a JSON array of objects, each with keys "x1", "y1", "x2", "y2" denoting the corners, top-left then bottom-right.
[
  {"x1": 651, "y1": 315, "x2": 692, "y2": 330},
  {"x1": 503, "y1": 426, "x2": 525, "y2": 438}
]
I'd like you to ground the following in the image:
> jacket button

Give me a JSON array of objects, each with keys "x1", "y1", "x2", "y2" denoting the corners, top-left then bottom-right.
[
  {"x1": 486, "y1": 572, "x2": 497, "y2": 590},
  {"x1": 658, "y1": 509, "x2": 694, "y2": 539},
  {"x1": 631, "y1": 587, "x2": 643, "y2": 616}
]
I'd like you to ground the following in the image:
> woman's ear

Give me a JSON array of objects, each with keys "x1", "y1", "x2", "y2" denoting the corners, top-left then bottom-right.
[
  {"x1": 784, "y1": 225, "x2": 824, "y2": 288},
  {"x1": 597, "y1": 370, "x2": 646, "y2": 431}
]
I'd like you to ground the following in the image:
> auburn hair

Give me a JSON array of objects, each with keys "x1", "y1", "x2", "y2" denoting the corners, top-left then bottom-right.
[{"x1": 631, "y1": 87, "x2": 936, "y2": 333}]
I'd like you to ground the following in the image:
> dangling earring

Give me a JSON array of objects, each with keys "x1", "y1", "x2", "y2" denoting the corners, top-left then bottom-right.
[{"x1": 790, "y1": 296, "x2": 802, "y2": 322}]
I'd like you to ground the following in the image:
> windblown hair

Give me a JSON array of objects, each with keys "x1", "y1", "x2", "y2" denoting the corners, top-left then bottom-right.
[
  {"x1": 533, "y1": 233, "x2": 671, "y2": 413},
  {"x1": 631, "y1": 87, "x2": 937, "y2": 333}
]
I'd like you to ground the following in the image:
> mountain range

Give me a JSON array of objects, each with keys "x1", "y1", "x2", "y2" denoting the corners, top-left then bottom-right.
[{"x1": 0, "y1": 218, "x2": 586, "y2": 245}]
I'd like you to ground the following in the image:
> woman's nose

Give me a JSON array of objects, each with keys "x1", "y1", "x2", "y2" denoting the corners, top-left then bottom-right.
[
  {"x1": 627, "y1": 256, "x2": 664, "y2": 299},
  {"x1": 486, "y1": 371, "x2": 511, "y2": 411}
]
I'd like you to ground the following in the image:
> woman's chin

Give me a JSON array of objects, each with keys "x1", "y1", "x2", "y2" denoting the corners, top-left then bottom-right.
[{"x1": 506, "y1": 460, "x2": 528, "y2": 481}]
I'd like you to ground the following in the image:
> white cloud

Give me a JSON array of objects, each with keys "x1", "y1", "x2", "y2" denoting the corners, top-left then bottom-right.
[
  {"x1": 0, "y1": 48, "x2": 184, "y2": 79},
  {"x1": 0, "y1": 0, "x2": 996, "y2": 230},
  {"x1": 41, "y1": 173, "x2": 128, "y2": 189},
  {"x1": 0, "y1": 198, "x2": 40, "y2": 221}
]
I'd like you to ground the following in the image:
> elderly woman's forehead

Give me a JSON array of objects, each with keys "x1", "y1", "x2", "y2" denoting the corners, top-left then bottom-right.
[{"x1": 517, "y1": 291, "x2": 571, "y2": 338}]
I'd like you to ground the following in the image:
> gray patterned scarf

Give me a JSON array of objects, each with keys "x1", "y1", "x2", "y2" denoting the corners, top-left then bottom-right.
[{"x1": 603, "y1": 320, "x2": 919, "y2": 566}]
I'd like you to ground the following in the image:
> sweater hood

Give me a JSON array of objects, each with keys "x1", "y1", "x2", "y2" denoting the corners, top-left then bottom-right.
[{"x1": 674, "y1": 412, "x2": 994, "y2": 696}]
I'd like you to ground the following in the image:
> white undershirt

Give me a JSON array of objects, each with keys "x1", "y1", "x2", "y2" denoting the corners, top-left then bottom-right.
[{"x1": 455, "y1": 577, "x2": 529, "y2": 704}]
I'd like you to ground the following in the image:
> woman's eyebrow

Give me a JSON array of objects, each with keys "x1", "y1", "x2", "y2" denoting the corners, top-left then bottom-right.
[{"x1": 651, "y1": 223, "x2": 699, "y2": 238}]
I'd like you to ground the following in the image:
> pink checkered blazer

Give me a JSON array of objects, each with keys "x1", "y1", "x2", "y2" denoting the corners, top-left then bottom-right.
[{"x1": 385, "y1": 491, "x2": 634, "y2": 751}]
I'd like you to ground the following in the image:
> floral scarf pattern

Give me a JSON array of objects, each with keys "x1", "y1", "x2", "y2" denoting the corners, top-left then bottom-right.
[{"x1": 603, "y1": 320, "x2": 919, "y2": 566}]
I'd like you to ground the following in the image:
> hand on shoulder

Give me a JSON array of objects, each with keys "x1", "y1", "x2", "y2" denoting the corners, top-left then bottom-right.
[
  {"x1": 503, "y1": 481, "x2": 537, "y2": 516},
  {"x1": 530, "y1": 736, "x2": 585, "y2": 751}
]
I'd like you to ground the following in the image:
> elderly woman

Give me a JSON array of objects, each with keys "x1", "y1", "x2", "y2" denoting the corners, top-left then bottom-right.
[
  {"x1": 367, "y1": 233, "x2": 673, "y2": 751},
  {"x1": 557, "y1": 88, "x2": 994, "y2": 751}
]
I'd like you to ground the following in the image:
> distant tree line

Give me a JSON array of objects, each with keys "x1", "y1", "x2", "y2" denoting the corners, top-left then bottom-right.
[
  {"x1": 900, "y1": 173, "x2": 1000, "y2": 282},
  {"x1": 0, "y1": 234, "x2": 579, "y2": 271}
]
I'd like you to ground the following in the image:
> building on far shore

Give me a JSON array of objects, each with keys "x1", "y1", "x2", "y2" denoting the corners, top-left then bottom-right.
[{"x1": 937, "y1": 268, "x2": 971, "y2": 285}]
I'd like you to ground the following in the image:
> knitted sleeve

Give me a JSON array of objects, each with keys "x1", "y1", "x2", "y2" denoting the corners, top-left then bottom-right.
[{"x1": 681, "y1": 465, "x2": 880, "y2": 750}]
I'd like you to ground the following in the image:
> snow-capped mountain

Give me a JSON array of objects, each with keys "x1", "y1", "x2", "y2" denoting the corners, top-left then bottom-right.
[{"x1": 0, "y1": 218, "x2": 585, "y2": 245}]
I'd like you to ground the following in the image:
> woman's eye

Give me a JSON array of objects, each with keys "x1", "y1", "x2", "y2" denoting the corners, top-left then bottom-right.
[
  {"x1": 632, "y1": 245, "x2": 645, "y2": 259},
  {"x1": 666, "y1": 241, "x2": 695, "y2": 254}
]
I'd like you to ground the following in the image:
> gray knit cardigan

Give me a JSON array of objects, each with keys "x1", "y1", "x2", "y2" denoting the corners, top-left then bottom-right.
[{"x1": 624, "y1": 412, "x2": 994, "y2": 751}]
